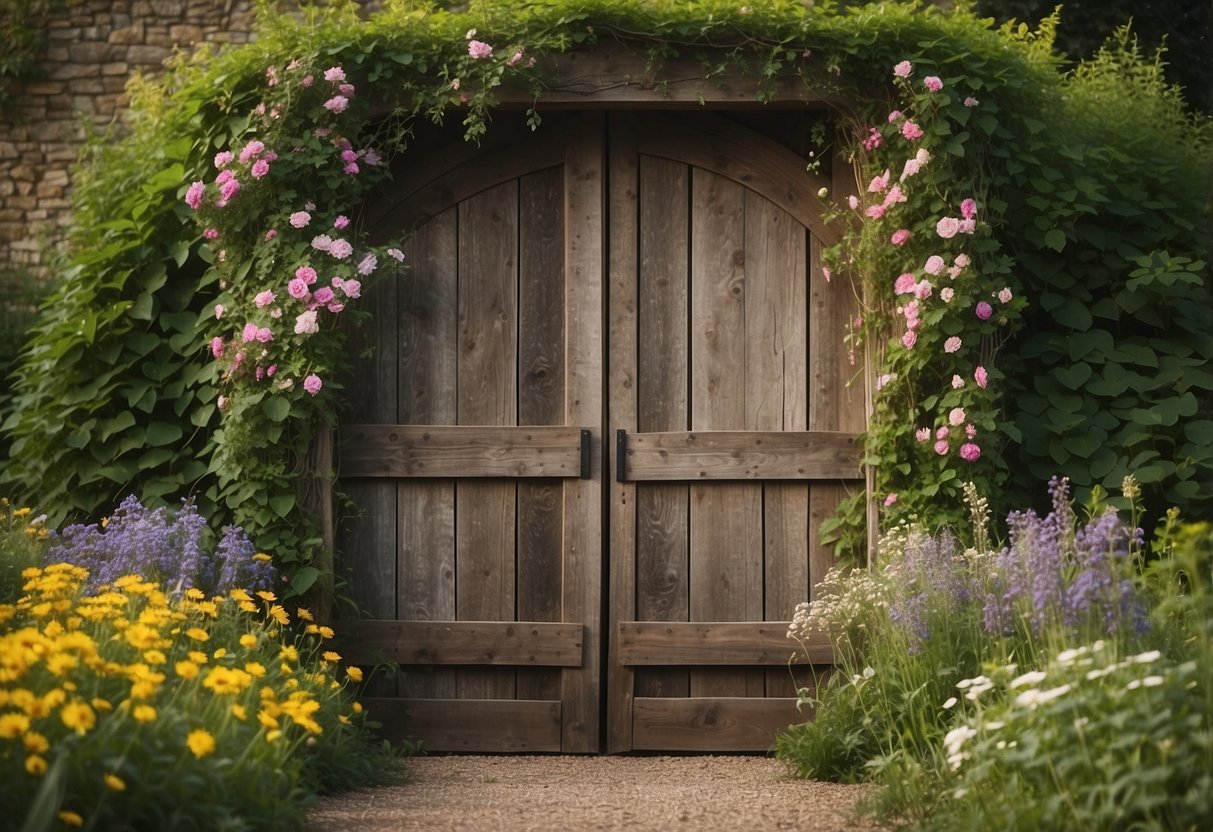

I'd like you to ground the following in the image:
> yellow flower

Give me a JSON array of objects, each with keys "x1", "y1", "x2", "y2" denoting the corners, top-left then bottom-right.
[
  {"x1": 104, "y1": 773, "x2": 126, "y2": 792},
  {"x1": 175, "y1": 660, "x2": 200, "y2": 680},
  {"x1": 257, "y1": 710, "x2": 279, "y2": 730},
  {"x1": 253, "y1": 553, "x2": 272, "y2": 563},
  {"x1": 239, "y1": 601, "x2": 258, "y2": 614},
  {"x1": 25, "y1": 754, "x2": 48, "y2": 776},
  {"x1": 13, "y1": 507, "x2": 30, "y2": 518},
  {"x1": 46, "y1": 653, "x2": 78, "y2": 676},
  {"x1": 185, "y1": 587, "x2": 206, "y2": 600},
  {"x1": 338, "y1": 714, "x2": 351, "y2": 725},
  {"x1": 192, "y1": 600, "x2": 219, "y2": 618},
  {"x1": 265, "y1": 729, "x2": 282, "y2": 743},
  {"x1": 279, "y1": 645, "x2": 299, "y2": 663},
  {"x1": 296, "y1": 607, "x2": 314, "y2": 622},
  {"x1": 202, "y1": 666, "x2": 253, "y2": 696},
  {"x1": 256, "y1": 590, "x2": 277, "y2": 603},
  {"x1": 185, "y1": 627, "x2": 209, "y2": 642},
  {"x1": 239, "y1": 634, "x2": 258, "y2": 649},
  {"x1": 23, "y1": 731, "x2": 49, "y2": 754},
  {"x1": 132, "y1": 704, "x2": 157, "y2": 723},
  {"x1": 185, "y1": 651, "x2": 207, "y2": 665},
  {"x1": 57, "y1": 810, "x2": 83, "y2": 827},
  {"x1": 212, "y1": 648, "x2": 227, "y2": 660},
  {"x1": 231, "y1": 704, "x2": 248, "y2": 721},
  {"x1": 345, "y1": 666, "x2": 364, "y2": 683},
  {"x1": 322, "y1": 651, "x2": 341, "y2": 663},
  {"x1": 91, "y1": 697, "x2": 112, "y2": 713},
  {"x1": 317, "y1": 626, "x2": 335, "y2": 640},
  {"x1": 267, "y1": 605, "x2": 290, "y2": 626},
  {"x1": 142, "y1": 649, "x2": 166, "y2": 665},
  {"x1": 244, "y1": 662, "x2": 266, "y2": 678},
  {"x1": 229, "y1": 588, "x2": 252, "y2": 603},
  {"x1": 60, "y1": 701, "x2": 96, "y2": 735},
  {"x1": 186, "y1": 728, "x2": 216, "y2": 758},
  {"x1": 0, "y1": 712, "x2": 30, "y2": 738}
]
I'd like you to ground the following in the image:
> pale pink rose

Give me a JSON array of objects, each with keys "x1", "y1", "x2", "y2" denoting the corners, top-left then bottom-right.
[
  {"x1": 940, "y1": 287, "x2": 955, "y2": 303},
  {"x1": 294, "y1": 310, "x2": 319, "y2": 335},
  {"x1": 311, "y1": 234, "x2": 332, "y2": 252},
  {"x1": 313, "y1": 286, "x2": 334, "y2": 305},
  {"x1": 214, "y1": 304, "x2": 225, "y2": 319},
  {"x1": 210, "y1": 337, "x2": 225, "y2": 358},
  {"x1": 507, "y1": 49, "x2": 524, "y2": 67},
  {"x1": 998, "y1": 287, "x2": 1013, "y2": 303},
  {"x1": 387, "y1": 248, "x2": 405, "y2": 261},
  {"x1": 295, "y1": 266, "x2": 318, "y2": 285},
  {"x1": 954, "y1": 253, "x2": 971, "y2": 268},
  {"x1": 847, "y1": 195, "x2": 860, "y2": 210},
  {"x1": 865, "y1": 204, "x2": 887, "y2": 219},
  {"x1": 887, "y1": 110, "x2": 902, "y2": 123},
  {"x1": 901, "y1": 120, "x2": 924, "y2": 141},
  {"x1": 323, "y1": 95, "x2": 349, "y2": 113},
  {"x1": 287, "y1": 278, "x2": 309, "y2": 299},
  {"x1": 357, "y1": 253, "x2": 378, "y2": 275},
  {"x1": 468, "y1": 40, "x2": 493, "y2": 60},
  {"x1": 944, "y1": 336, "x2": 962, "y2": 354},
  {"x1": 959, "y1": 442, "x2": 981, "y2": 462},
  {"x1": 303, "y1": 373, "x2": 323, "y2": 395},
  {"x1": 217, "y1": 395, "x2": 229, "y2": 410},
  {"x1": 901, "y1": 330, "x2": 918, "y2": 349},
  {"x1": 913, "y1": 280, "x2": 933, "y2": 300},
  {"x1": 936, "y1": 426, "x2": 950, "y2": 440},
  {"x1": 924, "y1": 255, "x2": 945, "y2": 275},
  {"x1": 915, "y1": 148, "x2": 931, "y2": 165},
  {"x1": 241, "y1": 322, "x2": 258, "y2": 342},
  {"x1": 976, "y1": 301, "x2": 993, "y2": 320},
  {"x1": 890, "y1": 228, "x2": 911, "y2": 246},
  {"x1": 884, "y1": 493, "x2": 898, "y2": 507},
  {"x1": 289, "y1": 211, "x2": 311, "y2": 228},
  {"x1": 924, "y1": 75, "x2": 943, "y2": 92},
  {"x1": 963, "y1": 96, "x2": 980, "y2": 107},
  {"x1": 340, "y1": 278, "x2": 361, "y2": 299},
  {"x1": 936, "y1": 216, "x2": 961, "y2": 239},
  {"x1": 949, "y1": 407, "x2": 966, "y2": 426},
  {"x1": 900, "y1": 158, "x2": 920, "y2": 181},
  {"x1": 958, "y1": 218, "x2": 977, "y2": 234},
  {"x1": 339, "y1": 83, "x2": 355, "y2": 97},
  {"x1": 951, "y1": 374, "x2": 965, "y2": 389},
  {"x1": 185, "y1": 180, "x2": 205, "y2": 210},
  {"x1": 893, "y1": 60, "x2": 913, "y2": 78},
  {"x1": 254, "y1": 290, "x2": 275, "y2": 308},
  {"x1": 895, "y1": 273, "x2": 917, "y2": 295},
  {"x1": 966, "y1": 423, "x2": 977, "y2": 438},
  {"x1": 868, "y1": 169, "x2": 891, "y2": 193},
  {"x1": 328, "y1": 239, "x2": 353, "y2": 259},
  {"x1": 915, "y1": 427, "x2": 931, "y2": 442},
  {"x1": 323, "y1": 66, "x2": 346, "y2": 82},
  {"x1": 934, "y1": 439, "x2": 950, "y2": 456},
  {"x1": 822, "y1": 266, "x2": 832, "y2": 283},
  {"x1": 975, "y1": 366, "x2": 989, "y2": 388},
  {"x1": 264, "y1": 229, "x2": 278, "y2": 241},
  {"x1": 882, "y1": 184, "x2": 906, "y2": 206},
  {"x1": 333, "y1": 215, "x2": 350, "y2": 229},
  {"x1": 961, "y1": 198, "x2": 977, "y2": 219}
]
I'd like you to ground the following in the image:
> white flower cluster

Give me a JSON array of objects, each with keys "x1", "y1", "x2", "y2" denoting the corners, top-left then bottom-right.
[{"x1": 786, "y1": 566, "x2": 889, "y2": 644}]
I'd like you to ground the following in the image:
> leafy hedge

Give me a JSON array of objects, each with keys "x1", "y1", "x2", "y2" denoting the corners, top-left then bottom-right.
[{"x1": 0, "y1": 0, "x2": 1208, "y2": 584}]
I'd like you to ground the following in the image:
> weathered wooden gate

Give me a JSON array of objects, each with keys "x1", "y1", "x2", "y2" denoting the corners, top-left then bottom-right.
[{"x1": 337, "y1": 107, "x2": 865, "y2": 753}]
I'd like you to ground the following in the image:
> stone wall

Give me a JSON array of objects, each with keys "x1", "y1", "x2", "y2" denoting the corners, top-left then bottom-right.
[{"x1": 0, "y1": 0, "x2": 259, "y2": 274}]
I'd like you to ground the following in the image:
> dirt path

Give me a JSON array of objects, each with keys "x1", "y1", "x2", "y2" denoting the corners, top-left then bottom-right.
[{"x1": 309, "y1": 755, "x2": 882, "y2": 831}]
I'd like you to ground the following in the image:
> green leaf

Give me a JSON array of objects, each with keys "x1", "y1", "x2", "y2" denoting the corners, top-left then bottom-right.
[
  {"x1": 145, "y1": 422, "x2": 184, "y2": 447},
  {"x1": 261, "y1": 396, "x2": 291, "y2": 423},
  {"x1": 1054, "y1": 362, "x2": 1092, "y2": 390},
  {"x1": 1044, "y1": 228, "x2": 1066, "y2": 252},
  {"x1": 269, "y1": 491, "x2": 296, "y2": 519},
  {"x1": 290, "y1": 566, "x2": 320, "y2": 596},
  {"x1": 100, "y1": 411, "x2": 137, "y2": 441}
]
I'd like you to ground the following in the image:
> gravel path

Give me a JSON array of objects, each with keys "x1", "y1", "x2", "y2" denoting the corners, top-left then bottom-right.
[{"x1": 309, "y1": 755, "x2": 883, "y2": 831}]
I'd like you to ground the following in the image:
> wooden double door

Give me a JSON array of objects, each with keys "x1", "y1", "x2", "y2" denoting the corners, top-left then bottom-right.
[{"x1": 338, "y1": 110, "x2": 864, "y2": 754}]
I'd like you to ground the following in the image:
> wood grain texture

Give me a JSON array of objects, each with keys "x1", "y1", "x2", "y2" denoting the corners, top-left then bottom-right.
[
  {"x1": 397, "y1": 207, "x2": 460, "y2": 700},
  {"x1": 619, "y1": 430, "x2": 863, "y2": 481},
  {"x1": 517, "y1": 166, "x2": 567, "y2": 702},
  {"x1": 606, "y1": 115, "x2": 640, "y2": 751},
  {"x1": 631, "y1": 697, "x2": 804, "y2": 752},
  {"x1": 635, "y1": 153, "x2": 691, "y2": 705},
  {"x1": 616, "y1": 622, "x2": 832, "y2": 666},
  {"x1": 559, "y1": 111, "x2": 604, "y2": 752},
  {"x1": 456, "y1": 180, "x2": 519, "y2": 701},
  {"x1": 365, "y1": 698, "x2": 562, "y2": 753},
  {"x1": 347, "y1": 620, "x2": 584, "y2": 666},
  {"x1": 341, "y1": 425, "x2": 586, "y2": 478}
]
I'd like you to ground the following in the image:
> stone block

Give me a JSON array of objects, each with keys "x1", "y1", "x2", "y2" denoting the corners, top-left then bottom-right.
[
  {"x1": 70, "y1": 79, "x2": 106, "y2": 95},
  {"x1": 49, "y1": 63, "x2": 101, "y2": 80},
  {"x1": 170, "y1": 24, "x2": 204, "y2": 44},
  {"x1": 0, "y1": 208, "x2": 20, "y2": 221},
  {"x1": 107, "y1": 23, "x2": 144, "y2": 45},
  {"x1": 126, "y1": 45, "x2": 173, "y2": 65},
  {"x1": 150, "y1": 0, "x2": 188, "y2": 16},
  {"x1": 42, "y1": 170, "x2": 70, "y2": 187},
  {"x1": 12, "y1": 187, "x2": 34, "y2": 202},
  {"x1": 0, "y1": 142, "x2": 17, "y2": 160},
  {"x1": 45, "y1": 46, "x2": 69, "y2": 61},
  {"x1": 9, "y1": 164, "x2": 34, "y2": 181},
  {"x1": 71, "y1": 41, "x2": 119, "y2": 62},
  {"x1": 111, "y1": 13, "x2": 132, "y2": 28},
  {"x1": 102, "y1": 62, "x2": 130, "y2": 76},
  {"x1": 28, "y1": 208, "x2": 51, "y2": 220},
  {"x1": 21, "y1": 81, "x2": 66, "y2": 95},
  {"x1": 47, "y1": 27, "x2": 83, "y2": 41}
]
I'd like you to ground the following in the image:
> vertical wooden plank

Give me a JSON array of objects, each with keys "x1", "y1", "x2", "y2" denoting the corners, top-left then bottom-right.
[
  {"x1": 456, "y1": 182, "x2": 519, "y2": 701},
  {"x1": 607, "y1": 114, "x2": 640, "y2": 752},
  {"x1": 560, "y1": 111, "x2": 604, "y2": 752},
  {"x1": 689, "y1": 169, "x2": 762, "y2": 698},
  {"x1": 339, "y1": 248, "x2": 398, "y2": 696},
  {"x1": 396, "y1": 209, "x2": 458, "y2": 699},
  {"x1": 635, "y1": 154, "x2": 691, "y2": 703},
  {"x1": 744, "y1": 191, "x2": 810, "y2": 698},
  {"x1": 517, "y1": 166, "x2": 565, "y2": 702}
]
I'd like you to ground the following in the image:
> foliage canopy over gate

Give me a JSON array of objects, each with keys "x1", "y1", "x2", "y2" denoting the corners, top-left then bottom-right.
[{"x1": 2, "y1": 0, "x2": 1208, "y2": 592}]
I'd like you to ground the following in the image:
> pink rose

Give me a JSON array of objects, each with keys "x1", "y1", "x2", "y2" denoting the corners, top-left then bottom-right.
[
  {"x1": 507, "y1": 49, "x2": 524, "y2": 67},
  {"x1": 934, "y1": 439, "x2": 950, "y2": 456},
  {"x1": 333, "y1": 215, "x2": 350, "y2": 230},
  {"x1": 218, "y1": 178, "x2": 241, "y2": 203},
  {"x1": 890, "y1": 228, "x2": 911, "y2": 246},
  {"x1": 303, "y1": 373, "x2": 323, "y2": 395},
  {"x1": 328, "y1": 239, "x2": 354, "y2": 260},
  {"x1": 323, "y1": 66, "x2": 346, "y2": 82},
  {"x1": 944, "y1": 336, "x2": 962, "y2": 354},
  {"x1": 887, "y1": 110, "x2": 902, "y2": 123},
  {"x1": 884, "y1": 493, "x2": 898, "y2": 507},
  {"x1": 339, "y1": 83, "x2": 355, "y2": 97},
  {"x1": 951, "y1": 374, "x2": 965, "y2": 389},
  {"x1": 961, "y1": 198, "x2": 977, "y2": 220},
  {"x1": 386, "y1": 248, "x2": 405, "y2": 262},
  {"x1": 924, "y1": 255, "x2": 945, "y2": 275},
  {"x1": 295, "y1": 310, "x2": 319, "y2": 335},
  {"x1": 900, "y1": 158, "x2": 920, "y2": 181},
  {"x1": 213, "y1": 151, "x2": 234, "y2": 168},
  {"x1": 941, "y1": 287, "x2": 955, "y2": 303},
  {"x1": 311, "y1": 234, "x2": 332, "y2": 252},
  {"x1": 340, "y1": 278, "x2": 361, "y2": 299},
  {"x1": 323, "y1": 95, "x2": 349, "y2": 113},
  {"x1": 901, "y1": 120, "x2": 924, "y2": 141},
  {"x1": 958, "y1": 218, "x2": 976, "y2": 234},
  {"x1": 254, "y1": 290, "x2": 275, "y2": 308},
  {"x1": 313, "y1": 286, "x2": 334, "y2": 305},
  {"x1": 264, "y1": 229, "x2": 277, "y2": 241},
  {"x1": 963, "y1": 96, "x2": 980, "y2": 108},
  {"x1": 913, "y1": 280, "x2": 933, "y2": 300},
  {"x1": 203, "y1": 228, "x2": 219, "y2": 240},
  {"x1": 936, "y1": 217, "x2": 961, "y2": 239},
  {"x1": 959, "y1": 442, "x2": 981, "y2": 462},
  {"x1": 468, "y1": 40, "x2": 493, "y2": 60},
  {"x1": 998, "y1": 287, "x2": 1013, "y2": 303},
  {"x1": 289, "y1": 211, "x2": 311, "y2": 228},
  {"x1": 185, "y1": 181, "x2": 205, "y2": 210},
  {"x1": 863, "y1": 128, "x2": 882, "y2": 151},
  {"x1": 238, "y1": 140, "x2": 264, "y2": 163},
  {"x1": 250, "y1": 159, "x2": 270, "y2": 179},
  {"x1": 847, "y1": 195, "x2": 860, "y2": 210},
  {"x1": 868, "y1": 169, "x2": 891, "y2": 193},
  {"x1": 949, "y1": 407, "x2": 966, "y2": 426},
  {"x1": 966, "y1": 423, "x2": 978, "y2": 438},
  {"x1": 895, "y1": 273, "x2": 917, "y2": 295},
  {"x1": 901, "y1": 330, "x2": 918, "y2": 349},
  {"x1": 976, "y1": 301, "x2": 993, "y2": 321},
  {"x1": 954, "y1": 253, "x2": 971, "y2": 269},
  {"x1": 865, "y1": 204, "x2": 887, "y2": 220},
  {"x1": 357, "y1": 253, "x2": 378, "y2": 276},
  {"x1": 936, "y1": 426, "x2": 950, "y2": 440},
  {"x1": 975, "y1": 366, "x2": 989, "y2": 388},
  {"x1": 241, "y1": 322, "x2": 258, "y2": 342},
  {"x1": 893, "y1": 60, "x2": 913, "y2": 78},
  {"x1": 882, "y1": 185, "x2": 906, "y2": 206},
  {"x1": 915, "y1": 427, "x2": 930, "y2": 442},
  {"x1": 210, "y1": 337, "x2": 224, "y2": 358},
  {"x1": 287, "y1": 278, "x2": 309, "y2": 299},
  {"x1": 924, "y1": 75, "x2": 943, "y2": 92},
  {"x1": 295, "y1": 266, "x2": 318, "y2": 285},
  {"x1": 255, "y1": 327, "x2": 273, "y2": 343}
]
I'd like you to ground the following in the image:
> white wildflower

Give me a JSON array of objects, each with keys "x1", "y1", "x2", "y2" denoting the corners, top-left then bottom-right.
[{"x1": 1010, "y1": 670, "x2": 1048, "y2": 689}]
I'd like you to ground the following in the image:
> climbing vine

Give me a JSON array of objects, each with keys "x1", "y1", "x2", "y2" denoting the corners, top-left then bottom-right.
[{"x1": 2, "y1": 0, "x2": 1207, "y2": 590}]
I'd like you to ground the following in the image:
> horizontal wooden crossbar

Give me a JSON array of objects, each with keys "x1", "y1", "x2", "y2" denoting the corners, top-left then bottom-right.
[
  {"x1": 363, "y1": 697, "x2": 563, "y2": 752},
  {"x1": 632, "y1": 697, "x2": 806, "y2": 752},
  {"x1": 616, "y1": 430, "x2": 862, "y2": 481},
  {"x1": 341, "y1": 425, "x2": 590, "y2": 478},
  {"x1": 616, "y1": 621, "x2": 833, "y2": 666},
  {"x1": 345, "y1": 620, "x2": 585, "y2": 667}
]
